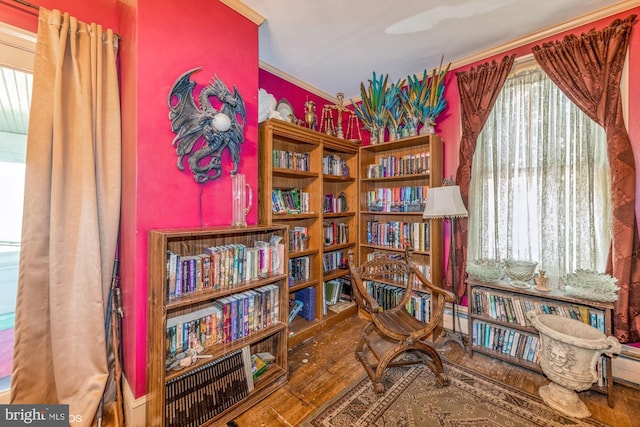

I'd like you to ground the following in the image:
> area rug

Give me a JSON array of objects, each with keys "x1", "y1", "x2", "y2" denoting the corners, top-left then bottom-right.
[{"x1": 301, "y1": 360, "x2": 608, "y2": 427}]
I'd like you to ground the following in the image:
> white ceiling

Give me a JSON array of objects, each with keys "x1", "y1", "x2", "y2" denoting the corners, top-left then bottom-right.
[{"x1": 242, "y1": 0, "x2": 631, "y2": 101}]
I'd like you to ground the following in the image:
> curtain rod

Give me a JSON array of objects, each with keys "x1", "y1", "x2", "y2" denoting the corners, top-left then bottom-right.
[{"x1": 9, "y1": 0, "x2": 121, "y2": 40}]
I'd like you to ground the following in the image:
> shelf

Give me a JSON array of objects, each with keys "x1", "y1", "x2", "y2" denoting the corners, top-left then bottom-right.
[
  {"x1": 165, "y1": 273, "x2": 288, "y2": 312},
  {"x1": 323, "y1": 174, "x2": 356, "y2": 182},
  {"x1": 360, "y1": 243, "x2": 431, "y2": 256},
  {"x1": 467, "y1": 279, "x2": 615, "y2": 407},
  {"x1": 273, "y1": 168, "x2": 320, "y2": 179},
  {"x1": 147, "y1": 225, "x2": 290, "y2": 426},
  {"x1": 289, "y1": 279, "x2": 320, "y2": 293},
  {"x1": 272, "y1": 212, "x2": 319, "y2": 220},
  {"x1": 322, "y1": 268, "x2": 350, "y2": 281},
  {"x1": 360, "y1": 173, "x2": 429, "y2": 182},
  {"x1": 323, "y1": 211, "x2": 356, "y2": 219},
  {"x1": 360, "y1": 210, "x2": 426, "y2": 216},
  {"x1": 165, "y1": 323, "x2": 287, "y2": 382},
  {"x1": 260, "y1": 119, "x2": 359, "y2": 348}
]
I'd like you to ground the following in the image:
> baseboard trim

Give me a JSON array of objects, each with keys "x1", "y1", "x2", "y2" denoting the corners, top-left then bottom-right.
[{"x1": 122, "y1": 376, "x2": 146, "y2": 427}]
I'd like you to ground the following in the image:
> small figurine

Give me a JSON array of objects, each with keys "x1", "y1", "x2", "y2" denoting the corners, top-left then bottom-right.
[
  {"x1": 534, "y1": 270, "x2": 551, "y2": 292},
  {"x1": 304, "y1": 101, "x2": 317, "y2": 130}
]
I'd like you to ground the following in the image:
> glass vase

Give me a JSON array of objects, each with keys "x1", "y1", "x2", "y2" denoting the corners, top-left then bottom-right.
[{"x1": 231, "y1": 173, "x2": 252, "y2": 227}]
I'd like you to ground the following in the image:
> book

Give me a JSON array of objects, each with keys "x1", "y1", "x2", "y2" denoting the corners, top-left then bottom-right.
[{"x1": 288, "y1": 299, "x2": 304, "y2": 323}]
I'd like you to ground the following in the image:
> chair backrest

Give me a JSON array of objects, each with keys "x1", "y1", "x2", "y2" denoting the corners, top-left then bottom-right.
[
  {"x1": 347, "y1": 248, "x2": 418, "y2": 315},
  {"x1": 348, "y1": 247, "x2": 455, "y2": 329}
]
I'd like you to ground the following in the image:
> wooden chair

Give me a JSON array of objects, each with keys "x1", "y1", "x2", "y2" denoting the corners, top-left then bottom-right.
[{"x1": 348, "y1": 247, "x2": 456, "y2": 394}]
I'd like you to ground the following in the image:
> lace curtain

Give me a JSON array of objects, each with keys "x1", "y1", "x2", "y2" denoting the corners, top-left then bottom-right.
[{"x1": 468, "y1": 66, "x2": 610, "y2": 282}]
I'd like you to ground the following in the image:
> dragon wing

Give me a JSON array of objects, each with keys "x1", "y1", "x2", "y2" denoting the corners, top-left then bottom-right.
[{"x1": 168, "y1": 68, "x2": 207, "y2": 166}]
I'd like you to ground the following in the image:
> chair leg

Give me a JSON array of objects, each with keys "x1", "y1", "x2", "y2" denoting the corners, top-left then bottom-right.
[{"x1": 413, "y1": 341, "x2": 449, "y2": 387}]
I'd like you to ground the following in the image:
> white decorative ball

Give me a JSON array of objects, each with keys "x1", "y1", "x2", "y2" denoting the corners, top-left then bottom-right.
[{"x1": 212, "y1": 112, "x2": 231, "y2": 132}]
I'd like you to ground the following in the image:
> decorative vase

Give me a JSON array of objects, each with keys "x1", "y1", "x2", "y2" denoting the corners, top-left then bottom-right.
[
  {"x1": 231, "y1": 173, "x2": 252, "y2": 227},
  {"x1": 368, "y1": 127, "x2": 379, "y2": 145},
  {"x1": 527, "y1": 311, "x2": 621, "y2": 418},
  {"x1": 419, "y1": 120, "x2": 436, "y2": 135}
]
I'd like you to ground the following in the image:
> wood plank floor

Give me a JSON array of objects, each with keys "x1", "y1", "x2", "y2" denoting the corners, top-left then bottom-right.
[{"x1": 234, "y1": 315, "x2": 639, "y2": 426}]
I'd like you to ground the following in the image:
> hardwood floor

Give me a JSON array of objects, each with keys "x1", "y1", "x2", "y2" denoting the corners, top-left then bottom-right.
[{"x1": 234, "y1": 315, "x2": 639, "y2": 426}]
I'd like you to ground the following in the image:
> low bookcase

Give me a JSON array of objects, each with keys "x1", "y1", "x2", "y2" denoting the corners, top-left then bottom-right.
[
  {"x1": 466, "y1": 278, "x2": 615, "y2": 407},
  {"x1": 147, "y1": 225, "x2": 289, "y2": 426}
]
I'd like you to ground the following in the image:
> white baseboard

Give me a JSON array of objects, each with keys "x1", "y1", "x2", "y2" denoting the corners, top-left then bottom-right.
[
  {"x1": 612, "y1": 345, "x2": 640, "y2": 388},
  {"x1": 123, "y1": 376, "x2": 147, "y2": 427}
]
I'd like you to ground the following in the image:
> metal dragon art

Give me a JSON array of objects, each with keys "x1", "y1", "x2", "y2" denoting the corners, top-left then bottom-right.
[{"x1": 168, "y1": 67, "x2": 246, "y2": 183}]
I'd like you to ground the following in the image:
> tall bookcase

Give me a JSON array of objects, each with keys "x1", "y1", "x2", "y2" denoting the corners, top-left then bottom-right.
[
  {"x1": 147, "y1": 225, "x2": 290, "y2": 426},
  {"x1": 258, "y1": 119, "x2": 359, "y2": 347},
  {"x1": 358, "y1": 134, "x2": 443, "y2": 287},
  {"x1": 466, "y1": 278, "x2": 615, "y2": 407}
]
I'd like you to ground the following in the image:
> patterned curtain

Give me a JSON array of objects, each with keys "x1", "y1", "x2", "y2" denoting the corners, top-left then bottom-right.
[
  {"x1": 468, "y1": 66, "x2": 610, "y2": 279},
  {"x1": 532, "y1": 15, "x2": 640, "y2": 343},
  {"x1": 450, "y1": 54, "x2": 515, "y2": 298}
]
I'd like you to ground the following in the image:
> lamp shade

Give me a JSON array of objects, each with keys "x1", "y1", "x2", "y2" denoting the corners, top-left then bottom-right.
[{"x1": 423, "y1": 185, "x2": 468, "y2": 219}]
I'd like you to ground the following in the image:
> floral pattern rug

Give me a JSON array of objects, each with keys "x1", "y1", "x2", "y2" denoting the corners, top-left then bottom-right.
[{"x1": 302, "y1": 360, "x2": 608, "y2": 427}]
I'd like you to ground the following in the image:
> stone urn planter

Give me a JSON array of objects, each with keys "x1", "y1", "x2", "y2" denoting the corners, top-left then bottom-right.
[{"x1": 527, "y1": 311, "x2": 621, "y2": 418}]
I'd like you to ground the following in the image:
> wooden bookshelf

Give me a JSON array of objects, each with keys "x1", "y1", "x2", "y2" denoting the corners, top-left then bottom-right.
[
  {"x1": 146, "y1": 225, "x2": 289, "y2": 426},
  {"x1": 466, "y1": 278, "x2": 615, "y2": 407},
  {"x1": 259, "y1": 119, "x2": 359, "y2": 347},
  {"x1": 358, "y1": 134, "x2": 443, "y2": 287}
]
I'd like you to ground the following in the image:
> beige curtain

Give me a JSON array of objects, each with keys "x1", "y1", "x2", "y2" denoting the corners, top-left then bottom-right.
[{"x1": 10, "y1": 8, "x2": 121, "y2": 426}]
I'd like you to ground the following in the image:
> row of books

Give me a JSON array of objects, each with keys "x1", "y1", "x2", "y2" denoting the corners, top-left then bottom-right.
[
  {"x1": 471, "y1": 288, "x2": 606, "y2": 333},
  {"x1": 323, "y1": 221, "x2": 349, "y2": 246},
  {"x1": 322, "y1": 153, "x2": 349, "y2": 177},
  {"x1": 323, "y1": 193, "x2": 348, "y2": 214},
  {"x1": 323, "y1": 249, "x2": 346, "y2": 272},
  {"x1": 472, "y1": 320, "x2": 540, "y2": 363},
  {"x1": 366, "y1": 220, "x2": 430, "y2": 251},
  {"x1": 166, "y1": 284, "x2": 280, "y2": 358},
  {"x1": 272, "y1": 188, "x2": 310, "y2": 214},
  {"x1": 289, "y1": 256, "x2": 310, "y2": 284},
  {"x1": 166, "y1": 239, "x2": 283, "y2": 301},
  {"x1": 289, "y1": 226, "x2": 308, "y2": 252},
  {"x1": 365, "y1": 186, "x2": 429, "y2": 212},
  {"x1": 364, "y1": 280, "x2": 432, "y2": 322},
  {"x1": 165, "y1": 348, "x2": 251, "y2": 427},
  {"x1": 272, "y1": 149, "x2": 310, "y2": 172},
  {"x1": 366, "y1": 152, "x2": 430, "y2": 178},
  {"x1": 323, "y1": 276, "x2": 354, "y2": 315}
]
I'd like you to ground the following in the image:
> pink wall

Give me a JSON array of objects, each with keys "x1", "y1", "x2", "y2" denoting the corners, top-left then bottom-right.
[
  {"x1": 259, "y1": 68, "x2": 333, "y2": 126},
  {"x1": 120, "y1": 1, "x2": 259, "y2": 398}
]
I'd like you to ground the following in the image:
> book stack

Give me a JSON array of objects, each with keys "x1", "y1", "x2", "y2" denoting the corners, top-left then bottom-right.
[
  {"x1": 294, "y1": 287, "x2": 316, "y2": 321},
  {"x1": 272, "y1": 187, "x2": 310, "y2": 214},
  {"x1": 272, "y1": 149, "x2": 310, "y2": 171},
  {"x1": 322, "y1": 153, "x2": 348, "y2": 176},
  {"x1": 365, "y1": 220, "x2": 429, "y2": 251},
  {"x1": 165, "y1": 284, "x2": 280, "y2": 361},
  {"x1": 166, "y1": 239, "x2": 283, "y2": 301},
  {"x1": 289, "y1": 256, "x2": 310, "y2": 284},
  {"x1": 470, "y1": 288, "x2": 606, "y2": 332},
  {"x1": 365, "y1": 152, "x2": 430, "y2": 178},
  {"x1": 365, "y1": 186, "x2": 429, "y2": 212}
]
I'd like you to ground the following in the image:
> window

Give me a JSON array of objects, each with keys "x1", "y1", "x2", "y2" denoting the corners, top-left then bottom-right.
[
  {"x1": 468, "y1": 63, "x2": 610, "y2": 283},
  {"x1": 0, "y1": 22, "x2": 34, "y2": 395}
]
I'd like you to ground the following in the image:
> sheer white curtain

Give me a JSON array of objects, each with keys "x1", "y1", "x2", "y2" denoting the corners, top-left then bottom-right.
[{"x1": 468, "y1": 66, "x2": 610, "y2": 282}]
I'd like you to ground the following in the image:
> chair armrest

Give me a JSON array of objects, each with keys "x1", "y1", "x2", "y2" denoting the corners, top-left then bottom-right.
[{"x1": 411, "y1": 263, "x2": 456, "y2": 303}]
